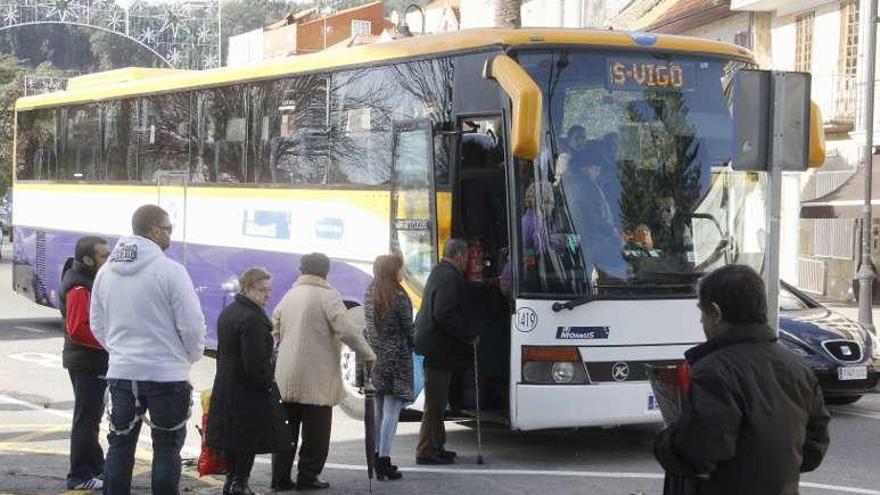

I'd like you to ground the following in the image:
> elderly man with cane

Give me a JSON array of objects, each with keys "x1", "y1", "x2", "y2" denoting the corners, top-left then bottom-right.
[{"x1": 414, "y1": 239, "x2": 478, "y2": 465}]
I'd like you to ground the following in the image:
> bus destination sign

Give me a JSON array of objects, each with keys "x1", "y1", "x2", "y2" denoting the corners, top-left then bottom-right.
[{"x1": 607, "y1": 59, "x2": 696, "y2": 92}]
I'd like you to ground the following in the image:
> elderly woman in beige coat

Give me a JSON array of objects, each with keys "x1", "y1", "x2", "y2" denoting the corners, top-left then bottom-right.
[{"x1": 270, "y1": 252, "x2": 376, "y2": 492}]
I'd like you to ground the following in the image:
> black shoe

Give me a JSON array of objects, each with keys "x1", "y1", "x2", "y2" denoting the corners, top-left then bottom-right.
[
  {"x1": 271, "y1": 480, "x2": 296, "y2": 493},
  {"x1": 439, "y1": 449, "x2": 458, "y2": 460},
  {"x1": 416, "y1": 454, "x2": 455, "y2": 465},
  {"x1": 376, "y1": 456, "x2": 403, "y2": 481},
  {"x1": 229, "y1": 480, "x2": 258, "y2": 495},
  {"x1": 295, "y1": 478, "x2": 330, "y2": 491}
]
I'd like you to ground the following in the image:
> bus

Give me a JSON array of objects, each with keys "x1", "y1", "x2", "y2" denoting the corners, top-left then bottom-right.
[{"x1": 10, "y1": 28, "x2": 820, "y2": 430}]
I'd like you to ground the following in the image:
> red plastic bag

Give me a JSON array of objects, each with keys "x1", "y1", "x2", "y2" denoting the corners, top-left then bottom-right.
[{"x1": 196, "y1": 390, "x2": 226, "y2": 477}]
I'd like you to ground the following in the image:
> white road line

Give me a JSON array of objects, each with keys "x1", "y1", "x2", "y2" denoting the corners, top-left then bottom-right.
[
  {"x1": 15, "y1": 326, "x2": 47, "y2": 334},
  {"x1": 0, "y1": 393, "x2": 200, "y2": 458},
  {"x1": 829, "y1": 407, "x2": 880, "y2": 421},
  {"x1": 3, "y1": 394, "x2": 879, "y2": 494},
  {"x1": 800, "y1": 483, "x2": 880, "y2": 495}
]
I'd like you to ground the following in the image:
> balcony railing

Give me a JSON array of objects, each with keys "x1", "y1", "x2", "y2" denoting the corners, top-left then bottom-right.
[
  {"x1": 811, "y1": 74, "x2": 858, "y2": 128},
  {"x1": 831, "y1": 74, "x2": 858, "y2": 123}
]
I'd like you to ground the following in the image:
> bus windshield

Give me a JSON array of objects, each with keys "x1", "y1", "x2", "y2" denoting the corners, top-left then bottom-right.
[{"x1": 515, "y1": 49, "x2": 762, "y2": 298}]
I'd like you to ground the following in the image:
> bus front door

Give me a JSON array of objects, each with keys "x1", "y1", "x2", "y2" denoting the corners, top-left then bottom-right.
[
  {"x1": 390, "y1": 120, "x2": 437, "y2": 298},
  {"x1": 156, "y1": 170, "x2": 188, "y2": 265}
]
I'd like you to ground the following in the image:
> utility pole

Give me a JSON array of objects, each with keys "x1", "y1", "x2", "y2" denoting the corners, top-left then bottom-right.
[{"x1": 857, "y1": 0, "x2": 878, "y2": 333}]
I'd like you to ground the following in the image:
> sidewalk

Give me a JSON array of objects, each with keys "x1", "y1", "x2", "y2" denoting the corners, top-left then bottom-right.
[{"x1": 813, "y1": 296, "x2": 880, "y2": 328}]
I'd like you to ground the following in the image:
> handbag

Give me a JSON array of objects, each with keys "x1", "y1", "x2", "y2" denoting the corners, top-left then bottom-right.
[
  {"x1": 195, "y1": 389, "x2": 227, "y2": 476},
  {"x1": 411, "y1": 352, "x2": 426, "y2": 401}
]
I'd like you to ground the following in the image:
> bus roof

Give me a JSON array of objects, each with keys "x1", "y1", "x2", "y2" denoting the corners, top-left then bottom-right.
[{"x1": 16, "y1": 28, "x2": 753, "y2": 110}]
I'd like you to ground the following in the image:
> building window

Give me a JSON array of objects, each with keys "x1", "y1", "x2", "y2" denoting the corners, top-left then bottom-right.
[
  {"x1": 840, "y1": 0, "x2": 859, "y2": 77},
  {"x1": 351, "y1": 19, "x2": 371, "y2": 37},
  {"x1": 733, "y1": 30, "x2": 751, "y2": 50},
  {"x1": 795, "y1": 11, "x2": 814, "y2": 72}
]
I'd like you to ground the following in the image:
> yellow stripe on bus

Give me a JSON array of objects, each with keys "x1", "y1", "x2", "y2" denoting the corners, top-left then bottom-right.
[{"x1": 16, "y1": 28, "x2": 752, "y2": 110}]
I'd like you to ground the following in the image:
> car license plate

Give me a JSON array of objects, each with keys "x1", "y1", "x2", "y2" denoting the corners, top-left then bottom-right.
[{"x1": 837, "y1": 366, "x2": 868, "y2": 381}]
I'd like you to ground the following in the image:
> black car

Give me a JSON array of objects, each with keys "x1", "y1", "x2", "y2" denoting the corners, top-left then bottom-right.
[{"x1": 778, "y1": 281, "x2": 879, "y2": 404}]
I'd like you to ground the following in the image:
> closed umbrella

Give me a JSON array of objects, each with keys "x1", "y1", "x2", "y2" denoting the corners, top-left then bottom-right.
[{"x1": 363, "y1": 364, "x2": 377, "y2": 492}]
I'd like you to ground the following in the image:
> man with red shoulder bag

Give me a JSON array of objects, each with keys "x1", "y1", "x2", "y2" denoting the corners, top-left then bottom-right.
[{"x1": 60, "y1": 236, "x2": 110, "y2": 491}]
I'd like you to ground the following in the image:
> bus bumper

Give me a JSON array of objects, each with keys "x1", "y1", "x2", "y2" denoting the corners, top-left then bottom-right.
[{"x1": 512, "y1": 382, "x2": 663, "y2": 430}]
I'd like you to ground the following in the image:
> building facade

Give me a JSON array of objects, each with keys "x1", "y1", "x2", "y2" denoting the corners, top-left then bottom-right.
[{"x1": 227, "y1": 1, "x2": 386, "y2": 66}]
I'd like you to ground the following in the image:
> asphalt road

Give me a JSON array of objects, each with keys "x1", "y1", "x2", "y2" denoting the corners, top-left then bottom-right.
[{"x1": 1, "y1": 243, "x2": 880, "y2": 494}]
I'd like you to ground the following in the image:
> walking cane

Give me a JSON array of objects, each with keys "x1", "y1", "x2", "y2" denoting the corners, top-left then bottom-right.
[{"x1": 472, "y1": 339, "x2": 485, "y2": 465}]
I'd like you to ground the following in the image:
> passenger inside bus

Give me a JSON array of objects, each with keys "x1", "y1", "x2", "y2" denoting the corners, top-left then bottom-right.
[{"x1": 554, "y1": 129, "x2": 628, "y2": 280}]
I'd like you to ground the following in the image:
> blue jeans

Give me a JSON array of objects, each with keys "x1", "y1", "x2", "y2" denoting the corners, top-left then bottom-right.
[
  {"x1": 375, "y1": 394, "x2": 404, "y2": 457},
  {"x1": 103, "y1": 380, "x2": 191, "y2": 495}
]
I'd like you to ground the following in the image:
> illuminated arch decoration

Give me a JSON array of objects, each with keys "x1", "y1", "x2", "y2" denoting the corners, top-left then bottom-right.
[{"x1": 0, "y1": 0, "x2": 220, "y2": 70}]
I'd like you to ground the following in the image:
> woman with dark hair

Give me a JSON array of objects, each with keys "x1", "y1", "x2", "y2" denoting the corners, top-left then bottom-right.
[
  {"x1": 363, "y1": 254, "x2": 414, "y2": 480},
  {"x1": 207, "y1": 268, "x2": 291, "y2": 495}
]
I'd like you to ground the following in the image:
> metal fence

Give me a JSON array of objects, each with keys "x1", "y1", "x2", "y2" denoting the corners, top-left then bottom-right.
[
  {"x1": 800, "y1": 169, "x2": 857, "y2": 202},
  {"x1": 798, "y1": 257, "x2": 826, "y2": 295}
]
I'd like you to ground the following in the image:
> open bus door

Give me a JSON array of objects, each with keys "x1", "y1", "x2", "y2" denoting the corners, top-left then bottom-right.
[
  {"x1": 390, "y1": 120, "x2": 437, "y2": 297},
  {"x1": 156, "y1": 170, "x2": 188, "y2": 265},
  {"x1": 450, "y1": 113, "x2": 512, "y2": 416}
]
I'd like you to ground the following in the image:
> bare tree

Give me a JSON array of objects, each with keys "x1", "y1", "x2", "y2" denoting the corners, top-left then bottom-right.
[{"x1": 495, "y1": 0, "x2": 522, "y2": 28}]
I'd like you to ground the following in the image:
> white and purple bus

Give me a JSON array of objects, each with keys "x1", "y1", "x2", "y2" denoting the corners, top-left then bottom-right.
[{"x1": 11, "y1": 28, "x2": 818, "y2": 429}]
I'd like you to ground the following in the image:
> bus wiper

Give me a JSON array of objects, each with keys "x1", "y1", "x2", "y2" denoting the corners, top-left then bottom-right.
[
  {"x1": 552, "y1": 283, "x2": 697, "y2": 311},
  {"x1": 552, "y1": 295, "x2": 592, "y2": 312}
]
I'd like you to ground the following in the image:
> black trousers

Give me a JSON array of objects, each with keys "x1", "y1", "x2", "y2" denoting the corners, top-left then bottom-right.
[
  {"x1": 66, "y1": 369, "x2": 106, "y2": 488},
  {"x1": 416, "y1": 368, "x2": 453, "y2": 459},
  {"x1": 271, "y1": 402, "x2": 332, "y2": 485},
  {"x1": 225, "y1": 450, "x2": 256, "y2": 482}
]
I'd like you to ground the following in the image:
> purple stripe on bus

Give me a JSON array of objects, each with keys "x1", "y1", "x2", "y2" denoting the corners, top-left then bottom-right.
[{"x1": 11, "y1": 225, "x2": 374, "y2": 349}]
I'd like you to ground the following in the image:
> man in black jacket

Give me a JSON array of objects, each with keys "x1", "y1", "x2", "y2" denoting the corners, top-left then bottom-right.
[
  {"x1": 60, "y1": 236, "x2": 110, "y2": 491},
  {"x1": 654, "y1": 265, "x2": 830, "y2": 495},
  {"x1": 414, "y1": 238, "x2": 476, "y2": 465}
]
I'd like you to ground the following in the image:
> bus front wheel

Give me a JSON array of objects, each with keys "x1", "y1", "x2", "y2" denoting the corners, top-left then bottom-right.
[{"x1": 340, "y1": 343, "x2": 365, "y2": 419}]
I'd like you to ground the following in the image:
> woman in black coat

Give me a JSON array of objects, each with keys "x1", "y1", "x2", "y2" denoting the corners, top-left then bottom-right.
[
  {"x1": 363, "y1": 254, "x2": 414, "y2": 480},
  {"x1": 207, "y1": 268, "x2": 291, "y2": 495}
]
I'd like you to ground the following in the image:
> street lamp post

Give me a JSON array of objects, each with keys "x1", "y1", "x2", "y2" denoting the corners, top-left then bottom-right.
[{"x1": 858, "y1": 0, "x2": 878, "y2": 333}]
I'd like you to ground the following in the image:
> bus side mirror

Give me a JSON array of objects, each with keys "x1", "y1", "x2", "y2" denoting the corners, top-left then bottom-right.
[
  {"x1": 808, "y1": 101, "x2": 825, "y2": 168},
  {"x1": 483, "y1": 55, "x2": 543, "y2": 161}
]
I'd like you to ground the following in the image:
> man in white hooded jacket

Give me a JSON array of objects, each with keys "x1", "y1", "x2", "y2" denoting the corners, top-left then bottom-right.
[{"x1": 90, "y1": 204, "x2": 205, "y2": 495}]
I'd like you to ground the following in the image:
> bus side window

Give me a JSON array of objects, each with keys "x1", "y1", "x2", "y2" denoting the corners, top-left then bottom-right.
[
  {"x1": 62, "y1": 104, "x2": 101, "y2": 182},
  {"x1": 193, "y1": 87, "x2": 247, "y2": 184},
  {"x1": 263, "y1": 74, "x2": 331, "y2": 186},
  {"x1": 136, "y1": 93, "x2": 191, "y2": 183},
  {"x1": 15, "y1": 109, "x2": 57, "y2": 181},
  {"x1": 330, "y1": 68, "x2": 391, "y2": 186},
  {"x1": 103, "y1": 99, "x2": 139, "y2": 182}
]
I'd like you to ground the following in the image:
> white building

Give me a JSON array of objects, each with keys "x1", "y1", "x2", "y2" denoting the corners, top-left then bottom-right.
[
  {"x1": 730, "y1": 0, "x2": 868, "y2": 300},
  {"x1": 407, "y1": 0, "x2": 628, "y2": 32}
]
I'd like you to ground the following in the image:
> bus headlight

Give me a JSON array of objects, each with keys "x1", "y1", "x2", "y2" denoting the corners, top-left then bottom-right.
[
  {"x1": 551, "y1": 362, "x2": 575, "y2": 383},
  {"x1": 522, "y1": 346, "x2": 589, "y2": 384}
]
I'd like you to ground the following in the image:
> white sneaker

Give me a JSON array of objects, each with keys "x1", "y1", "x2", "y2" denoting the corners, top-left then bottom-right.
[{"x1": 71, "y1": 477, "x2": 103, "y2": 490}]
